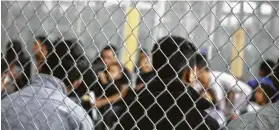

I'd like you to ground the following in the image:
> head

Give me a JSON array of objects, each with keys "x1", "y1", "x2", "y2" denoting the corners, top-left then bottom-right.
[
  {"x1": 152, "y1": 36, "x2": 197, "y2": 83},
  {"x1": 255, "y1": 84, "x2": 275, "y2": 105},
  {"x1": 138, "y1": 49, "x2": 153, "y2": 73},
  {"x1": 101, "y1": 45, "x2": 117, "y2": 66},
  {"x1": 195, "y1": 54, "x2": 210, "y2": 85},
  {"x1": 5, "y1": 40, "x2": 24, "y2": 66},
  {"x1": 107, "y1": 62, "x2": 122, "y2": 80},
  {"x1": 273, "y1": 58, "x2": 279, "y2": 90},
  {"x1": 41, "y1": 39, "x2": 89, "y2": 90},
  {"x1": 259, "y1": 60, "x2": 275, "y2": 77},
  {"x1": 33, "y1": 36, "x2": 53, "y2": 61}
]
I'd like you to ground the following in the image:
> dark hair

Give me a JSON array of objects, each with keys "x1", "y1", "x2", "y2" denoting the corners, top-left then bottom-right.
[
  {"x1": 259, "y1": 84, "x2": 276, "y2": 103},
  {"x1": 273, "y1": 58, "x2": 279, "y2": 90},
  {"x1": 101, "y1": 45, "x2": 117, "y2": 56},
  {"x1": 1, "y1": 53, "x2": 8, "y2": 75},
  {"x1": 5, "y1": 40, "x2": 24, "y2": 64},
  {"x1": 41, "y1": 39, "x2": 89, "y2": 87},
  {"x1": 35, "y1": 36, "x2": 53, "y2": 53},
  {"x1": 260, "y1": 60, "x2": 275, "y2": 77},
  {"x1": 152, "y1": 36, "x2": 197, "y2": 79},
  {"x1": 196, "y1": 53, "x2": 209, "y2": 71}
]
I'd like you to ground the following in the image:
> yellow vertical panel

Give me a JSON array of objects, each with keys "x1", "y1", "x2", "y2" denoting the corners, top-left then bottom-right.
[
  {"x1": 122, "y1": 7, "x2": 140, "y2": 72},
  {"x1": 231, "y1": 28, "x2": 246, "y2": 78}
]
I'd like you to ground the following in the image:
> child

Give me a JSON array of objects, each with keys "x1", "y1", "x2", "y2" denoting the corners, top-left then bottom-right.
[{"x1": 246, "y1": 84, "x2": 276, "y2": 112}]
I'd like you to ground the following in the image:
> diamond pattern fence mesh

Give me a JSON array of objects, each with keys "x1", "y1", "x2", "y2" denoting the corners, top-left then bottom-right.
[{"x1": 1, "y1": 1, "x2": 279, "y2": 130}]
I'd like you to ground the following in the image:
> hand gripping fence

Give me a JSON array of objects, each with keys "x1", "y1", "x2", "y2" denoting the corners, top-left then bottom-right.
[{"x1": 1, "y1": 1, "x2": 279, "y2": 130}]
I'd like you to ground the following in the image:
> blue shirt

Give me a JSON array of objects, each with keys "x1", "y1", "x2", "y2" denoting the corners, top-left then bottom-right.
[
  {"x1": 248, "y1": 77, "x2": 275, "y2": 90},
  {"x1": 1, "y1": 74, "x2": 93, "y2": 130}
]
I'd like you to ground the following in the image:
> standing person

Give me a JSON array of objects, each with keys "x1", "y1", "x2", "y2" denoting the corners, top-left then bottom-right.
[
  {"x1": 115, "y1": 35, "x2": 219, "y2": 130},
  {"x1": 33, "y1": 36, "x2": 53, "y2": 72},
  {"x1": 1, "y1": 39, "x2": 93, "y2": 130},
  {"x1": 227, "y1": 58, "x2": 279, "y2": 129},
  {"x1": 193, "y1": 54, "x2": 252, "y2": 120},
  {"x1": 5, "y1": 40, "x2": 31, "y2": 92}
]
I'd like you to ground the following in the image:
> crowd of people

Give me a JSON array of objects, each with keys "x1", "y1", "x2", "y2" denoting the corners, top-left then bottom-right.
[{"x1": 1, "y1": 35, "x2": 279, "y2": 130}]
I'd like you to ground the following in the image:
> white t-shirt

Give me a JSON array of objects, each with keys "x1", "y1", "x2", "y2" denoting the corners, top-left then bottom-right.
[{"x1": 194, "y1": 71, "x2": 252, "y2": 116}]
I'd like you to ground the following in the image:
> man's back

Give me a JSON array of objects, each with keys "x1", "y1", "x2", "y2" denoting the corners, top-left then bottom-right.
[
  {"x1": 1, "y1": 74, "x2": 93, "y2": 130},
  {"x1": 115, "y1": 79, "x2": 219, "y2": 130}
]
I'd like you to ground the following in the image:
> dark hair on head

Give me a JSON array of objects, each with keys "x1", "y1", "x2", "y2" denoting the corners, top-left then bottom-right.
[
  {"x1": 152, "y1": 35, "x2": 197, "y2": 79},
  {"x1": 273, "y1": 58, "x2": 279, "y2": 90},
  {"x1": 35, "y1": 36, "x2": 53, "y2": 53},
  {"x1": 5, "y1": 40, "x2": 25, "y2": 65},
  {"x1": 196, "y1": 53, "x2": 208, "y2": 71},
  {"x1": 259, "y1": 84, "x2": 276, "y2": 103},
  {"x1": 41, "y1": 39, "x2": 89, "y2": 87},
  {"x1": 260, "y1": 59, "x2": 275, "y2": 77},
  {"x1": 1, "y1": 53, "x2": 9, "y2": 75},
  {"x1": 102, "y1": 45, "x2": 117, "y2": 55}
]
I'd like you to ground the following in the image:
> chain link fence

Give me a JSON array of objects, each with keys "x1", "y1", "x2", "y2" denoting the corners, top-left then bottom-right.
[{"x1": 1, "y1": 1, "x2": 279, "y2": 130}]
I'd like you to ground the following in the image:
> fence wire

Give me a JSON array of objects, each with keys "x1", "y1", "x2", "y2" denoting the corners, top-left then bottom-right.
[{"x1": 1, "y1": 1, "x2": 279, "y2": 130}]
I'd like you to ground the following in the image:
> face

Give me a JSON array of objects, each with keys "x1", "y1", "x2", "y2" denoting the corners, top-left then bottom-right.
[
  {"x1": 33, "y1": 40, "x2": 48, "y2": 61},
  {"x1": 255, "y1": 88, "x2": 266, "y2": 105},
  {"x1": 108, "y1": 65, "x2": 121, "y2": 80},
  {"x1": 139, "y1": 55, "x2": 152, "y2": 73},
  {"x1": 102, "y1": 50, "x2": 116, "y2": 66},
  {"x1": 183, "y1": 66, "x2": 197, "y2": 85}
]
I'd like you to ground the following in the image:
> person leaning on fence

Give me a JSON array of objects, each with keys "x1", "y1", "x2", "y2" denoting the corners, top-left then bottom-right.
[
  {"x1": 114, "y1": 35, "x2": 220, "y2": 130},
  {"x1": 1, "y1": 39, "x2": 93, "y2": 130},
  {"x1": 227, "y1": 58, "x2": 279, "y2": 129}
]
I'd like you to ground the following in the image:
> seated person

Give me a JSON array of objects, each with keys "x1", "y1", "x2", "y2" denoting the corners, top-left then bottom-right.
[
  {"x1": 201, "y1": 89, "x2": 226, "y2": 126},
  {"x1": 94, "y1": 62, "x2": 129, "y2": 128},
  {"x1": 135, "y1": 49, "x2": 155, "y2": 91},
  {"x1": 246, "y1": 84, "x2": 276, "y2": 113}
]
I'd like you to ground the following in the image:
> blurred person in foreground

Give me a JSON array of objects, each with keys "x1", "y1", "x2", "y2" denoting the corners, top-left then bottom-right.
[
  {"x1": 114, "y1": 35, "x2": 219, "y2": 130},
  {"x1": 193, "y1": 54, "x2": 252, "y2": 120},
  {"x1": 4, "y1": 40, "x2": 31, "y2": 92},
  {"x1": 1, "y1": 39, "x2": 93, "y2": 130},
  {"x1": 227, "y1": 58, "x2": 279, "y2": 129}
]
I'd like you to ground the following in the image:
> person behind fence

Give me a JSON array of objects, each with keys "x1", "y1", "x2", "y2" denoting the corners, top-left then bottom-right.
[
  {"x1": 135, "y1": 49, "x2": 155, "y2": 91},
  {"x1": 1, "y1": 39, "x2": 93, "y2": 130},
  {"x1": 114, "y1": 35, "x2": 220, "y2": 130},
  {"x1": 245, "y1": 84, "x2": 276, "y2": 113},
  {"x1": 201, "y1": 89, "x2": 226, "y2": 126},
  {"x1": 33, "y1": 36, "x2": 53, "y2": 72},
  {"x1": 248, "y1": 60, "x2": 278, "y2": 102},
  {"x1": 93, "y1": 62, "x2": 129, "y2": 129},
  {"x1": 248, "y1": 60, "x2": 275, "y2": 90},
  {"x1": 227, "y1": 58, "x2": 279, "y2": 129},
  {"x1": 193, "y1": 53, "x2": 252, "y2": 121},
  {"x1": 1, "y1": 54, "x2": 9, "y2": 99},
  {"x1": 4, "y1": 40, "x2": 31, "y2": 93}
]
